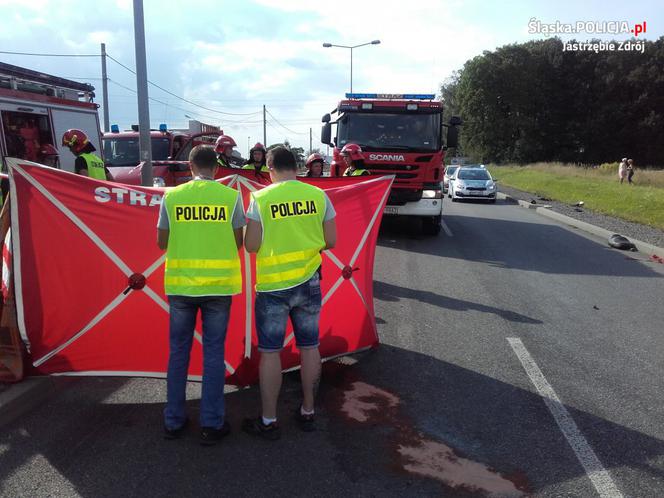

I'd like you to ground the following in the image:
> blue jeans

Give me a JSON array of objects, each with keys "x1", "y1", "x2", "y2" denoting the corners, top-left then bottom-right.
[
  {"x1": 164, "y1": 295, "x2": 231, "y2": 430},
  {"x1": 255, "y1": 273, "x2": 322, "y2": 352}
]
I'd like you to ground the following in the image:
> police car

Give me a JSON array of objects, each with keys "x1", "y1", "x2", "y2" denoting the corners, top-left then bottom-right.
[{"x1": 448, "y1": 165, "x2": 497, "y2": 203}]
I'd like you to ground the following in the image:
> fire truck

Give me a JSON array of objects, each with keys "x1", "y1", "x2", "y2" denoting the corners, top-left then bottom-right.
[
  {"x1": 0, "y1": 61, "x2": 102, "y2": 173},
  {"x1": 102, "y1": 120, "x2": 239, "y2": 186},
  {"x1": 321, "y1": 93, "x2": 461, "y2": 235}
]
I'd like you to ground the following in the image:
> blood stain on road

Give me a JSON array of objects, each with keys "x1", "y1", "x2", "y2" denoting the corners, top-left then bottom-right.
[
  {"x1": 341, "y1": 381, "x2": 400, "y2": 422},
  {"x1": 324, "y1": 360, "x2": 530, "y2": 495}
]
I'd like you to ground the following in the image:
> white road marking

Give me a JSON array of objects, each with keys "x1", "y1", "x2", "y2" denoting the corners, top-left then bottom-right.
[
  {"x1": 507, "y1": 337, "x2": 623, "y2": 498},
  {"x1": 441, "y1": 219, "x2": 453, "y2": 237}
]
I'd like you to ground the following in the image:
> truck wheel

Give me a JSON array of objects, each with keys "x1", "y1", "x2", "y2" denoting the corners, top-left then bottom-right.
[{"x1": 422, "y1": 215, "x2": 442, "y2": 236}]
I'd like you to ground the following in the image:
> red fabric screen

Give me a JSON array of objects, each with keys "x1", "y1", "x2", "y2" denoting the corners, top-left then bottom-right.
[{"x1": 8, "y1": 159, "x2": 392, "y2": 385}]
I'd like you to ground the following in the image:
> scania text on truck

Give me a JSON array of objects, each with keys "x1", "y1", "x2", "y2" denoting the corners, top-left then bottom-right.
[{"x1": 321, "y1": 93, "x2": 461, "y2": 235}]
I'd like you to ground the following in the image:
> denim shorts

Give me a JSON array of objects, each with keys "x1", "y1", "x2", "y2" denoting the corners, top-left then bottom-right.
[{"x1": 255, "y1": 272, "x2": 322, "y2": 352}]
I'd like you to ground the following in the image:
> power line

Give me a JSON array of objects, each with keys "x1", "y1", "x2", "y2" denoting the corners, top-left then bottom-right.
[
  {"x1": 107, "y1": 79, "x2": 264, "y2": 127},
  {"x1": 0, "y1": 50, "x2": 99, "y2": 57},
  {"x1": 266, "y1": 109, "x2": 309, "y2": 135},
  {"x1": 106, "y1": 53, "x2": 262, "y2": 117}
]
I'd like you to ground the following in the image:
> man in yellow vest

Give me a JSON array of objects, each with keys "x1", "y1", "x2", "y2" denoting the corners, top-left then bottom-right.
[
  {"x1": 61, "y1": 129, "x2": 108, "y2": 180},
  {"x1": 242, "y1": 146, "x2": 337, "y2": 440},
  {"x1": 340, "y1": 143, "x2": 370, "y2": 177},
  {"x1": 242, "y1": 142, "x2": 269, "y2": 173},
  {"x1": 157, "y1": 145, "x2": 246, "y2": 445}
]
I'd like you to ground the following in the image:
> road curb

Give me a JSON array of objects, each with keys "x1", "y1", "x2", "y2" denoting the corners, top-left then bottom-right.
[
  {"x1": 497, "y1": 192, "x2": 664, "y2": 259},
  {"x1": 0, "y1": 377, "x2": 54, "y2": 428}
]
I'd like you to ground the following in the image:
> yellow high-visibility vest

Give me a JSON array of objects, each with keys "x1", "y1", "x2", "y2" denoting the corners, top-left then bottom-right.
[
  {"x1": 252, "y1": 180, "x2": 326, "y2": 292},
  {"x1": 343, "y1": 168, "x2": 369, "y2": 176},
  {"x1": 164, "y1": 180, "x2": 242, "y2": 296},
  {"x1": 242, "y1": 164, "x2": 269, "y2": 172},
  {"x1": 79, "y1": 152, "x2": 106, "y2": 180}
]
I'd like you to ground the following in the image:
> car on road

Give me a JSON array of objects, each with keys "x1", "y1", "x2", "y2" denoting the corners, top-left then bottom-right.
[
  {"x1": 448, "y1": 165, "x2": 497, "y2": 202},
  {"x1": 442, "y1": 165, "x2": 459, "y2": 193}
]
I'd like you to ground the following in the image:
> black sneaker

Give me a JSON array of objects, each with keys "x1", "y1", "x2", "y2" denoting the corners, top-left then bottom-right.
[
  {"x1": 242, "y1": 417, "x2": 281, "y2": 441},
  {"x1": 294, "y1": 407, "x2": 316, "y2": 432},
  {"x1": 200, "y1": 421, "x2": 231, "y2": 446},
  {"x1": 164, "y1": 418, "x2": 189, "y2": 440}
]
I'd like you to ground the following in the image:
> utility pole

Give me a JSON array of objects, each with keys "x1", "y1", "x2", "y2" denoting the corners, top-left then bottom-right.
[
  {"x1": 350, "y1": 47, "x2": 353, "y2": 93},
  {"x1": 100, "y1": 43, "x2": 110, "y2": 132},
  {"x1": 263, "y1": 105, "x2": 267, "y2": 147},
  {"x1": 309, "y1": 127, "x2": 312, "y2": 155},
  {"x1": 133, "y1": 0, "x2": 152, "y2": 186}
]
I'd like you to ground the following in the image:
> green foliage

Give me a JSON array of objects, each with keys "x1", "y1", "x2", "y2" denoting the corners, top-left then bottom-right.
[
  {"x1": 597, "y1": 162, "x2": 620, "y2": 174},
  {"x1": 443, "y1": 37, "x2": 664, "y2": 166}
]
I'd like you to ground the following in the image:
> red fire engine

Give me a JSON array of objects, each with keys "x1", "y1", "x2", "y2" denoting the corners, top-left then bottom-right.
[
  {"x1": 321, "y1": 93, "x2": 461, "y2": 235},
  {"x1": 102, "y1": 120, "x2": 239, "y2": 186}
]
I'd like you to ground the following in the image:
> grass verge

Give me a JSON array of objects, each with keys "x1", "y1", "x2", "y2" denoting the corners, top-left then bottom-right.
[{"x1": 491, "y1": 164, "x2": 664, "y2": 230}]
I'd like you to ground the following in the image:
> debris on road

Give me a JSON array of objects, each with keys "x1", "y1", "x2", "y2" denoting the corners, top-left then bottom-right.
[{"x1": 608, "y1": 234, "x2": 637, "y2": 251}]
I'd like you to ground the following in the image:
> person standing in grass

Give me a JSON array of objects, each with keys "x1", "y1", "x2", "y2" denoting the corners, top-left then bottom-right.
[
  {"x1": 618, "y1": 158, "x2": 628, "y2": 184},
  {"x1": 627, "y1": 159, "x2": 635, "y2": 184}
]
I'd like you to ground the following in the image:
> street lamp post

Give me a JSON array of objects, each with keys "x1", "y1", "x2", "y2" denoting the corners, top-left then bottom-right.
[{"x1": 323, "y1": 40, "x2": 380, "y2": 93}]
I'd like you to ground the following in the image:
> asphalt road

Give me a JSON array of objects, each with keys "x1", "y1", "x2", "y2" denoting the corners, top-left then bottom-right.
[{"x1": 2, "y1": 197, "x2": 664, "y2": 497}]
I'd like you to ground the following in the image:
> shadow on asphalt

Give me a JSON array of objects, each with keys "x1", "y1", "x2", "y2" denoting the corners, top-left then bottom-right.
[
  {"x1": 378, "y1": 209, "x2": 662, "y2": 278},
  {"x1": 1, "y1": 345, "x2": 663, "y2": 496},
  {"x1": 373, "y1": 280, "x2": 542, "y2": 324}
]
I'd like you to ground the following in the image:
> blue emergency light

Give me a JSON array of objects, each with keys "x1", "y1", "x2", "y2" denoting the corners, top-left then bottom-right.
[
  {"x1": 159, "y1": 123, "x2": 168, "y2": 132},
  {"x1": 345, "y1": 93, "x2": 436, "y2": 100},
  {"x1": 110, "y1": 124, "x2": 120, "y2": 133}
]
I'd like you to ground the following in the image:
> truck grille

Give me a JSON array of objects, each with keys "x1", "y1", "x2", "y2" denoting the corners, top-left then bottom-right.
[
  {"x1": 387, "y1": 189, "x2": 422, "y2": 206},
  {"x1": 366, "y1": 163, "x2": 421, "y2": 181}
]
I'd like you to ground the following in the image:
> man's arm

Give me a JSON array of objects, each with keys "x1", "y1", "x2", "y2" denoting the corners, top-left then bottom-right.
[
  {"x1": 231, "y1": 194, "x2": 247, "y2": 250},
  {"x1": 157, "y1": 229, "x2": 169, "y2": 250},
  {"x1": 323, "y1": 219, "x2": 337, "y2": 249},
  {"x1": 322, "y1": 192, "x2": 337, "y2": 249},
  {"x1": 244, "y1": 219, "x2": 262, "y2": 253},
  {"x1": 234, "y1": 228, "x2": 243, "y2": 250},
  {"x1": 156, "y1": 198, "x2": 169, "y2": 249},
  {"x1": 74, "y1": 156, "x2": 89, "y2": 176}
]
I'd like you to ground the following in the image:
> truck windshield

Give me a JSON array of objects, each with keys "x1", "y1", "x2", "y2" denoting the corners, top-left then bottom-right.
[
  {"x1": 102, "y1": 137, "x2": 171, "y2": 166},
  {"x1": 337, "y1": 112, "x2": 441, "y2": 152}
]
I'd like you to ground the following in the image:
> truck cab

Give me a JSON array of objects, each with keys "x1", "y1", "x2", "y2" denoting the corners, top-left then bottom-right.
[
  {"x1": 0, "y1": 61, "x2": 102, "y2": 174},
  {"x1": 321, "y1": 93, "x2": 461, "y2": 235},
  {"x1": 102, "y1": 122, "x2": 223, "y2": 186}
]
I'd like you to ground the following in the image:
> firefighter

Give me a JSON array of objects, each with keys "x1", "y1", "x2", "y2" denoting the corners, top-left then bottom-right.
[
  {"x1": 340, "y1": 143, "x2": 370, "y2": 176},
  {"x1": 215, "y1": 134, "x2": 237, "y2": 169},
  {"x1": 242, "y1": 146, "x2": 337, "y2": 440},
  {"x1": 157, "y1": 144, "x2": 246, "y2": 445},
  {"x1": 242, "y1": 142, "x2": 269, "y2": 173},
  {"x1": 305, "y1": 153, "x2": 325, "y2": 178},
  {"x1": 61, "y1": 129, "x2": 106, "y2": 180},
  {"x1": 39, "y1": 144, "x2": 60, "y2": 169}
]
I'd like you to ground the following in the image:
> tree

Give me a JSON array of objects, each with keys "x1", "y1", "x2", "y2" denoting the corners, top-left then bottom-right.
[{"x1": 451, "y1": 36, "x2": 664, "y2": 165}]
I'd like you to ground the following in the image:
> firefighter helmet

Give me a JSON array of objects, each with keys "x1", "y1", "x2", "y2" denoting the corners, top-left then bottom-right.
[
  {"x1": 306, "y1": 153, "x2": 325, "y2": 168},
  {"x1": 215, "y1": 134, "x2": 237, "y2": 153},
  {"x1": 40, "y1": 144, "x2": 59, "y2": 156},
  {"x1": 61, "y1": 129, "x2": 89, "y2": 154},
  {"x1": 250, "y1": 142, "x2": 266, "y2": 153},
  {"x1": 340, "y1": 143, "x2": 363, "y2": 161}
]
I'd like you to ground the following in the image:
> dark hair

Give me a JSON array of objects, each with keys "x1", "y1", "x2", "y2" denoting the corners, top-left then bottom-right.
[
  {"x1": 189, "y1": 145, "x2": 217, "y2": 170},
  {"x1": 352, "y1": 159, "x2": 365, "y2": 169},
  {"x1": 267, "y1": 146, "x2": 296, "y2": 171}
]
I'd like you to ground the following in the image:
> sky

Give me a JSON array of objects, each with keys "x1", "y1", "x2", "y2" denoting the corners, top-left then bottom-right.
[{"x1": 1, "y1": 0, "x2": 661, "y2": 155}]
